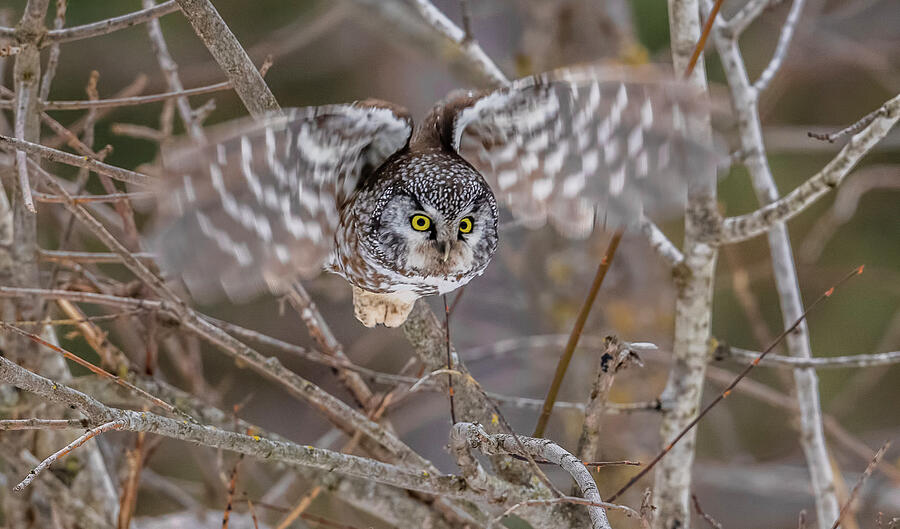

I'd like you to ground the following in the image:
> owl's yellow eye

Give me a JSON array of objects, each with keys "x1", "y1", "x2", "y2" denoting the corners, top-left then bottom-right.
[
  {"x1": 458, "y1": 217, "x2": 474, "y2": 234},
  {"x1": 410, "y1": 214, "x2": 432, "y2": 232}
]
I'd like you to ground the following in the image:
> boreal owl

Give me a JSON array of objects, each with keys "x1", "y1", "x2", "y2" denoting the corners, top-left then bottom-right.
[{"x1": 151, "y1": 65, "x2": 717, "y2": 327}]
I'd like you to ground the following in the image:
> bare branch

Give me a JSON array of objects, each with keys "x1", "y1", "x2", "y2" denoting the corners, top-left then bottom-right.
[
  {"x1": 691, "y1": 494, "x2": 724, "y2": 529},
  {"x1": 12, "y1": 81, "x2": 231, "y2": 110},
  {"x1": 577, "y1": 337, "x2": 644, "y2": 462},
  {"x1": 174, "y1": 0, "x2": 280, "y2": 117},
  {"x1": 37, "y1": 0, "x2": 66, "y2": 100},
  {"x1": 0, "y1": 354, "x2": 565, "y2": 513},
  {"x1": 41, "y1": 0, "x2": 179, "y2": 45},
  {"x1": 727, "y1": 0, "x2": 778, "y2": 36},
  {"x1": 13, "y1": 66, "x2": 36, "y2": 213},
  {"x1": 0, "y1": 418, "x2": 88, "y2": 430},
  {"x1": 720, "y1": 94, "x2": 900, "y2": 244},
  {"x1": 285, "y1": 281, "x2": 376, "y2": 411},
  {"x1": 15, "y1": 420, "x2": 127, "y2": 491},
  {"x1": 0, "y1": 134, "x2": 153, "y2": 186},
  {"x1": 753, "y1": 0, "x2": 805, "y2": 93},
  {"x1": 717, "y1": 342, "x2": 900, "y2": 369},
  {"x1": 454, "y1": 422, "x2": 611, "y2": 529},
  {"x1": 830, "y1": 442, "x2": 890, "y2": 529},
  {"x1": 638, "y1": 215, "x2": 684, "y2": 268},
  {"x1": 706, "y1": 1, "x2": 844, "y2": 521},
  {"x1": 652, "y1": 0, "x2": 719, "y2": 524},
  {"x1": 34, "y1": 190, "x2": 154, "y2": 204},
  {"x1": 409, "y1": 0, "x2": 507, "y2": 86},
  {"x1": 808, "y1": 104, "x2": 895, "y2": 143},
  {"x1": 143, "y1": 0, "x2": 205, "y2": 140}
]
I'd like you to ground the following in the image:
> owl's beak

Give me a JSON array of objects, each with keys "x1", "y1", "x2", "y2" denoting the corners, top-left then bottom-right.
[{"x1": 437, "y1": 241, "x2": 451, "y2": 262}]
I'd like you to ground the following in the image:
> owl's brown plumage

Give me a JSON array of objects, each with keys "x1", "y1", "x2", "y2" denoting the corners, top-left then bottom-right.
[{"x1": 151, "y1": 65, "x2": 717, "y2": 327}]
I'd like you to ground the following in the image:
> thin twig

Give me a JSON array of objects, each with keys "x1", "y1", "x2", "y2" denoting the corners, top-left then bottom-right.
[
  {"x1": 38, "y1": 249, "x2": 156, "y2": 263},
  {"x1": 0, "y1": 134, "x2": 152, "y2": 186},
  {"x1": 410, "y1": 0, "x2": 507, "y2": 85},
  {"x1": 610, "y1": 265, "x2": 864, "y2": 501},
  {"x1": 692, "y1": 494, "x2": 724, "y2": 529},
  {"x1": 0, "y1": 322, "x2": 182, "y2": 417},
  {"x1": 0, "y1": 418, "x2": 88, "y2": 430},
  {"x1": 830, "y1": 442, "x2": 891, "y2": 529},
  {"x1": 14, "y1": 419, "x2": 127, "y2": 491},
  {"x1": 685, "y1": 0, "x2": 725, "y2": 78},
  {"x1": 24, "y1": 80, "x2": 234, "y2": 111},
  {"x1": 716, "y1": 342, "x2": 900, "y2": 369},
  {"x1": 42, "y1": 0, "x2": 179, "y2": 45},
  {"x1": 808, "y1": 105, "x2": 891, "y2": 143},
  {"x1": 38, "y1": 0, "x2": 66, "y2": 101},
  {"x1": 753, "y1": 0, "x2": 805, "y2": 93},
  {"x1": 533, "y1": 230, "x2": 622, "y2": 438},
  {"x1": 222, "y1": 455, "x2": 244, "y2": 529}
]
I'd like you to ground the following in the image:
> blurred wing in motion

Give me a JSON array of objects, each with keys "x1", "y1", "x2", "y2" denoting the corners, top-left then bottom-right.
[
  {"x1": 151, "y1": 102, "x2": 412, "y2": 302},
  {"x1": 452, "y1": 65, "x2": 719, "y2": 238}
]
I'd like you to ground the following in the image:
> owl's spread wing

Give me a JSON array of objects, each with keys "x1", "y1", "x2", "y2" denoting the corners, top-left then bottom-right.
[
  {"x1": 152, "y1": 102, "x2": 412, "y2": 302},
  {"x1": 451, "y1": 65, "x2": 719, "y2": 238}
]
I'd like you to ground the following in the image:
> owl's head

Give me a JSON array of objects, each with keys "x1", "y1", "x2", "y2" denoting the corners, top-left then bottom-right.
[{"x1": 368, "y1": 151, "x2": 499, "y2": 283}]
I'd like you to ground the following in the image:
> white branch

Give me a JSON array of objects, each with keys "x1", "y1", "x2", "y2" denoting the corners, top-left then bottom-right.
[
  {"x1": 409, "y1": 0, "x2": 508, "y2": 85},
  {"x1": 720, "y1": 93, "x2": 900, "y2": 244},
  {"x1": 707, "y1": 1, "x2": 841, "y2": 524},
  {"x1": 726, "y1": 0, "x2": 776, "y2": 37},
  {"x1": 752, "y1": 0, "x2": 805, "y2": 93},
  {"x1": 638, "y1": 215, "x2": 684, "y2": 267},
  {"x1": 652, "y1": 0, "x2": 719, "y2": 526},
  {"x1": 717, "y1": 343, "x2": 900, "y2": 369}
]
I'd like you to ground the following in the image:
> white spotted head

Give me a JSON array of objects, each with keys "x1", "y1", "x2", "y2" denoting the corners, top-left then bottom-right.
[{"x1": 359, "y1": 149, "x2": 499, "y2": 282}]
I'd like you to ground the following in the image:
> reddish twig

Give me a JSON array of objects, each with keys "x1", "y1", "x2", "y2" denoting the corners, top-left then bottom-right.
[
  {"x1": 609, "y1": 265, "x2": 865, "y2": 500},
  {"x1": 692, "y1": 493, "x2": 724, "y2": 529},
  {"x1": 830, "y1": 441, "x2": 891, "y2": 529},
  {"x1": 222, "y1": 454, "x2": 244, "y2": 529},
  {"x1": 533, "y1": 230, "x2": 622, "y2": 437},
  {"x1": 246, "y1": 498, "x2": 260, "y2": 529},
  {"x1": 685, "y1": 0, "x2": 725, "y2": 78},
  {"x1": 0, "y1": 322, "x2": 182, "y2": 417}
]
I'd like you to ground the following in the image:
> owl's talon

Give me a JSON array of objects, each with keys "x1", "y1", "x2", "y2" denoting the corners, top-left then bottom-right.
[{"x1": 352, "y1": 287, "x2": 418, "y2": 328}]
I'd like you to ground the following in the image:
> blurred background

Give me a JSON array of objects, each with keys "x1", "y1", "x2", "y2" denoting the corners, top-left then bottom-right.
[{"x1": 1, "y1": 0, "x2": 899, "y2": 527}]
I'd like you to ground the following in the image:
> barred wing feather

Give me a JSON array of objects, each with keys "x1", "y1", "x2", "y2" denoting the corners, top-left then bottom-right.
[
  {"x1": 152, "y1": 102, "x2": 412, "y2": 302},
  {"x1": 453, "y1": 65, "x2": 719, "y2": 238}
]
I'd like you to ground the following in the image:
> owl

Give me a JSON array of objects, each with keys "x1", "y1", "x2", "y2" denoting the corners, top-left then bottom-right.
[{"x1": 151, "y1": 65, "x2": 716, "y2": 327}]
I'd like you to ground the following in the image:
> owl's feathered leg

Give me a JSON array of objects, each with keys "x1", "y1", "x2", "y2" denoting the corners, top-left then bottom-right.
[{"x1": 352, "y1": 287, "x2": 418, "y2": 328}]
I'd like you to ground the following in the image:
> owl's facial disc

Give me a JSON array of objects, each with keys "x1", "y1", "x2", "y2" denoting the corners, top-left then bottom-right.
[{"x1": 376, "y1": 192, "x2": 496, "y2": 277}]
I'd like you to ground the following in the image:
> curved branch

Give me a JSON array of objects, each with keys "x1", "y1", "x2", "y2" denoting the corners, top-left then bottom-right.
[{"x1": 453, "y1": 422, "x2": 612, "y2": 529}]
